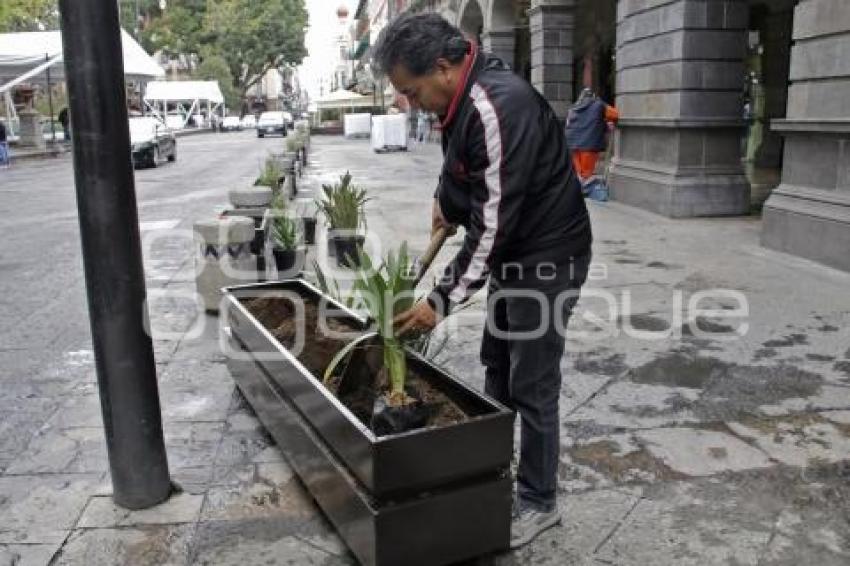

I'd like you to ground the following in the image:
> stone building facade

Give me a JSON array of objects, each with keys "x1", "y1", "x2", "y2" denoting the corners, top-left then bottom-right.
[{"x1": 410, "y1": 0, "x2": 849, "y2": 273}]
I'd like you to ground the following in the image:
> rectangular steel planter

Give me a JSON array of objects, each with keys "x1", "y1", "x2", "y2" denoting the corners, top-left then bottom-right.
[{"x1": 221, "y1": 280, "x2": 513, "y2": 565}]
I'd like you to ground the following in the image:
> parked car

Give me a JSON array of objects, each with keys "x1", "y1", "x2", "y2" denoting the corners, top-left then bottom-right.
[
  {"x1": 256, "y1": 111, "x2": 287, "y2": 138},
  {"x1": 221, "y1": 116, "x2": 242, "y2": 132},
  {"x1": 129, "y1": 117, "x2": 176, "y2": 168},
  {"x1": 240, "y1": 114, "x2": 257, "y2": 129}
]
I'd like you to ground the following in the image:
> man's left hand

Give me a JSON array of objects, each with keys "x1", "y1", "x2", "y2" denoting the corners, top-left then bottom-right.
[{"x1": 393, "y1": 301, "x2": 438, "y2": 337}]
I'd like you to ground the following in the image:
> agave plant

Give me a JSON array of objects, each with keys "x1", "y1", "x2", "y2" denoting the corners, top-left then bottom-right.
[
  {"x1": 311, "y1": 260, "x2": 357, "y2": 309},
  {"x1": 351, "y1": 243, "x2": 417, "y2": 406},
  {"x1": 271, "y1": 215, "x2": 299, "y2": 251},
  {"x1": 316, "y1": 171, "x2": 369, "y2": 232},
  {"x1": 286, "y1": 135, "x2": 303, "y2": 154},
  {"x1": 255, "y1": 155, "x2": 283, "y2": 191}
]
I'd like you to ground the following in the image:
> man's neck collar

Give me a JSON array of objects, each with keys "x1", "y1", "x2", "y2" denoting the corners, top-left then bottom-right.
[{"x1": 438, "y1": 42, "x2": 478, "y2": 130}]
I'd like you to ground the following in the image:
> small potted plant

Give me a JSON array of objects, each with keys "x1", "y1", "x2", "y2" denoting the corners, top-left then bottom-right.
[
  {"x1": 270, "y1": 215, "x2": 304, "y2": 277},
  {"x1": 254, "y1": 156, "x2": 284, "y2": 197},
  {"x1": 316, "y1": 171, "x2": 369, "y2": 268},
  {"x1": 350, "y1": 243, "x2": 429, "y2": 434}
]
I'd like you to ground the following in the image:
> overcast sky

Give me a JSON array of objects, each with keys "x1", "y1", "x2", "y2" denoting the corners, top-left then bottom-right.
[{"x1": 299, "y1": 0, "x2": 359, "y2": 102}]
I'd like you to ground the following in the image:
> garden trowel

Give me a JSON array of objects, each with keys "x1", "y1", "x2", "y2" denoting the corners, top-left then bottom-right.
[{"x1": 323, "y1": 226, "x2": 450, "y2": 394}]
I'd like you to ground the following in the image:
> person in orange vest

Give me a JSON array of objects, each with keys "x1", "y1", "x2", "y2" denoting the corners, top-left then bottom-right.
[{"x1": 565, "y1": 88, "x2": 619, "y2": 199}]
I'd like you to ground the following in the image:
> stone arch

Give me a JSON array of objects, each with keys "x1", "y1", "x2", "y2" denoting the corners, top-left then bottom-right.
[
  {"x1": 458, "y1": 0, "x2": 485, "y2": 43},
  {"x1": 486, "y1": 0, "x2": 514, "y2": 30}
]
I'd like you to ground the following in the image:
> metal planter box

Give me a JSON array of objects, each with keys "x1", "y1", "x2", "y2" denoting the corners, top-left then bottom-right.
[{"x1": 221, "y1": 280, "x2": 513, "y2": 566}]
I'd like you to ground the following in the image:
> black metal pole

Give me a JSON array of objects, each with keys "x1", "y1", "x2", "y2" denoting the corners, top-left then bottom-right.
[
  {"x1": 58, "y1": 0, "x2": 171, "y2": 510},
  {"x1": 46, "y1": 54, "x2": 56, "y2": 143}
]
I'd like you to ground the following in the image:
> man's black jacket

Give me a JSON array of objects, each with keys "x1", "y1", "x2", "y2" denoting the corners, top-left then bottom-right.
[{"x1": 429, "y1": 50, "x2": 592, "y2": 315}]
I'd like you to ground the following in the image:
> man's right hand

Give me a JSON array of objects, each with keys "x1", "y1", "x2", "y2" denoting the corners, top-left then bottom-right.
[{"x1": 432, "y1": 198, "x2": 457, "y2": 238}]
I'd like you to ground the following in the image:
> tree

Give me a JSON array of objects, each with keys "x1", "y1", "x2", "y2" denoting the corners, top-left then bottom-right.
[
  {"x1": 117, "y1": 0, "x2": 162, "y2": 39},
  {"x1": 140, "y1": 0, "x2": 207, "y2": 64},
  {"x1": 203, "y1": 0, "x2": 308, "y2": 100},
  {"x1": 193, "y1": 53, "x2": 239, "y2": 111},
  {"x1": 0, "y1": 0, "x2": 59, "y2": 32}
]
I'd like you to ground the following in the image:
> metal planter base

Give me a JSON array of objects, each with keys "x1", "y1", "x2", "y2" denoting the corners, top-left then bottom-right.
[{"x1": 222, "y1": 281, "x2": 513, "y2": 565}]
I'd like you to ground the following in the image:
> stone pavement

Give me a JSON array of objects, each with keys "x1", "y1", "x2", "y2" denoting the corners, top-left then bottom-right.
[{"x1": 2, "y1": 134, "x2": 849, "y2": 565}]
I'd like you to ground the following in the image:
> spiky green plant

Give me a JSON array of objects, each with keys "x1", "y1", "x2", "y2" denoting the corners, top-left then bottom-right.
[
  {"x1": 351, "y1": 243, "x2": 416, "y2": 405},
  {"x1": 311, "y1": 260, "x2": 357, "y2": 309},
  {"x1": 316, "y1": 171, "x2": 369, "y2": 232},
  {"x1": 286, "y1": 135, "x2": 303, "y2": 153},
  {"x1": 271, "y1": 215, "x2": 299, "y2": 251},
  {"x1": 255, "y1": 156, "x2": 283, "y2": 192}
]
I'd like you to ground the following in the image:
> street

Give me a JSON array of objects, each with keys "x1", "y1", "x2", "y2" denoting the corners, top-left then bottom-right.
[{"x1": 1, "y1": 131, "x2": 850, "y2": 565}]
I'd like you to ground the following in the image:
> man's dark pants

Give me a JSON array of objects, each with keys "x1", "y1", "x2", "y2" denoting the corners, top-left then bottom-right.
[{"x1": 481, "y1": 254, "x2": 590, "y2": 513}]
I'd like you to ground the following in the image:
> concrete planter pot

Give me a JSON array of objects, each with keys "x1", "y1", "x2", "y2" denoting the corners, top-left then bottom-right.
[
  {"x1": 228, "y1": 186, "x2": 274, "y2": 208},
  {"x1": 221, "y1": 280, "x2": 512, "y2": 566},
  {"x1": 222, "y1": 207, "x2": 271, "y2": 282}
]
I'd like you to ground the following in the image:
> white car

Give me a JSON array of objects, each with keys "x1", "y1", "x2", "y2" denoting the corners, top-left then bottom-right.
[
  {"x1": 256, "y1": 111, "x2": 287, "y2": 138},
  {"x1": 240, "y1": 114, "x2": 257, "y2": 129},
  {"x1": 221, "y1": 116, "x2": 242, "y2": 131}
]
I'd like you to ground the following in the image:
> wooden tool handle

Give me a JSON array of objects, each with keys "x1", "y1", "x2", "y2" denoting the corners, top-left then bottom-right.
[{"x1": 414, "y1": 227, "x2": 450, "y2": 287}]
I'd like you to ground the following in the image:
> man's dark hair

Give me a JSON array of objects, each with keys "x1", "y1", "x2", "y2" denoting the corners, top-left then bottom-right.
[{"x1": 372, "y1": 13, "x2": 469, "y2": 77}]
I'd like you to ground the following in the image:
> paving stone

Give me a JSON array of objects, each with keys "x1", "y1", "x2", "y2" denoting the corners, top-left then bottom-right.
[
  {"x1": 566, "y1": 381, "x2": 701, "y2": 429},
  {"x1": 820, "y1": 409, "x2": 850, "y2": 425},
  {"x1": 0, "y1": 474, "x2": 101, "y2": 544},
  {"x1": 158, "y1": 358, "x2": 233, "y2": 390},
  {"x1": 0, "y1": 543, "x2": 62, "y2": 566},
  {"x1": 758, "y1": 384, "x2": 850, "y2": 415},
  {"x1": 5, "y1": 426, "x2": 107, "y2": 475},
  {"x1": 212, "y1": 413, "x2": 276, "y2": 470},
  {"x1": 76, "y1": 492, "x2": 204, "y2": 528},
  {"x1": 727, "y1": 417, "x2": 850, "y2": 468},
  {"x1": 54, "y1": 524, "x2": 194, "y2": 566},
  {"x1": 162, "y1": 421, "x2": 225, "y2": 469},
  {"x1": 45, "y1": 394, "x2": 103, "y2": 428},
  {"x1": 191, "y1": 523, "x2": 352, "y2": 566},
  {"x1": 200, "y1": 462, "x2": 307, "y2": 523},
  {"x1": 595, "y1": 482, "x2": 772, "y2": 565},
  {"x1": 636, "y1": 428, "x2": 773, "y2": 477},
  {"x1": 159, "y1": 384, "x2": 234, "y2": 423}
]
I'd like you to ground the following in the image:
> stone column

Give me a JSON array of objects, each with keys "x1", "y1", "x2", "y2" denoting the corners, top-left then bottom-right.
[
  {"x1": 529, "y1": 0, "x2": 575, "y2": 119},
  {"x1": 762, "y1": 0, "x2": 850, "y2": 272},
  {"x1": 481, "y1": 28, "x2": 516, "y2": 69},
  {"x1": 609, "y1": 0, "x2": 751, "y2": 217},
  {"x1": 18, "y1": 109, "x2": 45, "y2": 149}
]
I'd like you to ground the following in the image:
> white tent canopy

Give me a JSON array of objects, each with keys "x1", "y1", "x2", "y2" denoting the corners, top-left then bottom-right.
[
  {"x1": 0, "y1": 28, "x2": 164, "y2": 90},
  {"x1": 316, "y1": 89, "x2": 376, "y2": 110},
  {"x1": 0, "y1": 29, "x2": 164, "y2": 137},
  {"x1": 144, "y1": 81, "x2": 224, "y2": 104},
  {"x1": 142, "y1": 80, "x2": 225, "y2": 129}
]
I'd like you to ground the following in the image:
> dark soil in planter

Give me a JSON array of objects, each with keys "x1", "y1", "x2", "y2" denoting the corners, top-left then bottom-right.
[{"x1": 241, "y1": 296, "x2": 468, "y2": 431}]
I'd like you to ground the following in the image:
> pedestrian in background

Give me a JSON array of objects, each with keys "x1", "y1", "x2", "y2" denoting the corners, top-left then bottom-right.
[
  {"x1": 0, "y1": 120, "x2": 9, "y2": 169},
  {"x1": 58, "y1": 107, "x2": 70, "y2": 142},
  {"x1": 416, "y1": 109, "x2": 429, "y2": 142},
  {"x1": 565, "y1": 88, "x2": 618, "y2": 200}
]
